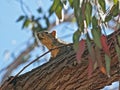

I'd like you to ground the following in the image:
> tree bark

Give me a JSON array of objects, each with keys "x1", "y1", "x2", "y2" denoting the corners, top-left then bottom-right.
[
  {"x1": 0, "y1": 13, "x2": 74, "y2": 83},
  {"x1": 1, "y1": 30, "x2": 120, "y2": 90}
]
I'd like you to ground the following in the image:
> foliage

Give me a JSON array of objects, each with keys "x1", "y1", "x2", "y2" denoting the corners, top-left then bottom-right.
[{"x1": 16, "y1": 0, "x2": 120, "y2": 77}]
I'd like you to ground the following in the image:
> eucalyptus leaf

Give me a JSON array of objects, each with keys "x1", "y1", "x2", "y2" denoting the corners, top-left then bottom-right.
[
  {"x1": 105, "y1": 54, "x2": 111, "y2": 77},
  {"x1": 117, "y1": 35, "x2": 120, "y2": 45},
  {"x1": 22, "y1": 19, "x2": 31, "y2": 29},
  {"x1": 113, "y1": 0, "x2": 118, "y2": 4},
  {"x1": 49, "y1": 0, "x2": 60, "y2": 15},
  {"x1": 16, "y1": 15, "x2": 25, "y2": 22},
  {"x1": 73, "y1": 29, "x2": 81, "y2": 51},
  {"x1": 55, "y1": 1, "x2": 63, "y2": 19},
  {"x1": 105, "y1": 14, "x2": 112, "y2": 22},
  {"x1": 98, "y1": 0, "x2": 106, "y2": 12},
  {"x1": 92, "y1": 27, "x2": 102, "y2": 49},
  {"x1": 92, "y1": 16, "x2": 98, "y2": 29},
  {"x1": 68, "y1": 0, "x2": 73, "y2": 8},
  {"x1": 85, "y1": 2, "x2": 92, "y2": 26}
]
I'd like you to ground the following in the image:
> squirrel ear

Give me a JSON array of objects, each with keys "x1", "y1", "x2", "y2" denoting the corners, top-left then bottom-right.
[{"x1": 51, "y1": 30, "x2": 56, "y2": 37}]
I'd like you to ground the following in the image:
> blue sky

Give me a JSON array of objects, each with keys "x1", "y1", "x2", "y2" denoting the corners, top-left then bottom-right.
[
  {"x1": 0, "y1": 0, "x2": 74, "y2": 80},
  {"x1": 0, "y1": 0, "x2": 119, "y2": 89},
  {"x1": 0, "y1": 0, "x2": 41, "y2": 62},
  {"x1": 0, "y1": 0, "x2": 33, "y2": 80}
]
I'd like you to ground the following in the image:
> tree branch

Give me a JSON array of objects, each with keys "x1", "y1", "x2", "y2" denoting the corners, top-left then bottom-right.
[{"x1": 1, "y1": 29, "x2": 120, "y2": 90}]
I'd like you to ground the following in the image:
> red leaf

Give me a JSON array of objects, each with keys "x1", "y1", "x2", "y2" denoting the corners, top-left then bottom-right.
[
  {"x1": 76, "y1": 39, "x2": 86, "y2": 63},
  {"x1": 88, "y1": 55, "x2": 93, "y2": 78},
  {"x1": 100, "y1": 35, "x2": 110, "y2": 56}
]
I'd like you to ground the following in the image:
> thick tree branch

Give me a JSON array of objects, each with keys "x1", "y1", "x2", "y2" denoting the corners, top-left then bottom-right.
[
  {"x1": 1, "y1": 30, "x2": 120, "y2": 90},
  {"x1": 0, "y1": 13, "x2": 74, "y2": 84}
]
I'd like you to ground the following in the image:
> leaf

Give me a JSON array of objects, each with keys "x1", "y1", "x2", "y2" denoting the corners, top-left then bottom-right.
[
  {"x1": 73, "y1": 29, "x2": 81, "y2": 51},
  {"x1": 22, "y1": 19, "x2": 31, "y2": 29},
  {"x1": 85, "y1": 2, "x2": 92, "y2": 26},
  {"x1": 92, "y1": 16, "x2": 98, "y2": 29},
  {"x1": 105, "y1": 54, "x2": 111, "y2": 77},
  {"x1": 92, "y1": 28, "x2": 102, "y2": 49},
  {"x1": 49, "y1": 0, "x2": 60, "y2": 15},
  {"x1": 105, "y1": 14, "x2": 112, "y2": 22},
  {"x1": 86, "y1": 34, "x2": 96, "y2": 65},
  {"x1": 62, "y1": 0, "x2": 67, "y2": 5},
  {"x1": 76, "y1": 39, "x2": 86, "y2": 63},
  {"x1": 79, "y1": 2, "x2": 85, "y2": 31},
  {"x1": 68, "y1": 0, "x2": 73, "y2": 8},
  {"x1": 105, "y1": 2, "x2": 119, "y2": 22},
  {"x1": 113, "y1": 0, "x2": 118, "y2": 4},
  {"x1": 100, "y1": 35, "x2": 110, "y2": 56},
  {"x1": 16, "y1": 15, "x2": 25, "y2": 22},
  {"x1": 49, "y1": 0, "x2": 63, "y2": 19},
  {"x1": 95, "y1": 46, "x2": 106, "y2": 74},
  {"x1": 115, "y1": 44, "x2": 120, "y2": 62},
  {"x1": 112, "y1": 3, "x2": 119, "y2": 17},
  {"x1": 117, "y1": 35, "x2": 120, "y2": 45},
  {"x1": 73, "y1": 0, "x2": 84, "y2": 31},
  {"x1": 88, "y1": 55, "x2": 93, "y2": 78},
  {"x1": 98, "y1": 0, "x2": 106, "y2": 12},
  {"x1": 55, "y1": 2, "x2": 63, "y2": 19},
  {"x1": 110, "y1": 3, "x2": 119, "y2": 17}
]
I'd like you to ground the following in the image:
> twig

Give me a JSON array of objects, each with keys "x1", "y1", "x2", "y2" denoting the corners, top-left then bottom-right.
[
  {"x1": 0, "y1": 43, "x2": 72, "y2": 89},
  {"x1": 16, "y1": 0, "x2": 32, "y2": 16}
]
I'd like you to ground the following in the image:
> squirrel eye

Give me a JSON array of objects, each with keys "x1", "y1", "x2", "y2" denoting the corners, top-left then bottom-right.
[{"x1": 44, "y1": 32, "x2": 48, "y2": 34}]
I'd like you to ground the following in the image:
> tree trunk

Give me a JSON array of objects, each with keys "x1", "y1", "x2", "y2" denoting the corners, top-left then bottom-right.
[{"x1": 1, "y1": 31, "x2": 120, "y2": 90}]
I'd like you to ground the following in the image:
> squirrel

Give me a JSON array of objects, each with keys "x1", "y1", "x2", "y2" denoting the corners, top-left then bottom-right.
[{"x1": 36, "y1": 31, "x2": 72, "y2": 58}]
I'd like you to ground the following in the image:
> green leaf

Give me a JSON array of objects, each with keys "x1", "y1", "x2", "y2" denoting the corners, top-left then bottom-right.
[
  {"x1": 110, "y1": 3, "x2": 119, "y2": 17},
  {"x1": 85, "y1": 2, "x2": 92, "y2": 26},
  {"x1": 86, "y1": 33, "x2": 96, "y2": 69},
  {"x1": 92, "y1": 27, "x2": 102, "y2": 49},
  {"x1": 117, "y1": 35, "x2": 120, "y2": 45},
  {"x1": 16, "y1": 15, "x2": 25, "y2": 22},
  {"x1": 68, "y1": 0, "x2": 73, "y2": 8},
  {"x1": 49, "y1": 0, "x2": 63, "y2": 19},
  {"x1": 92, "y1": 16, "x2": 98, "y2": 29},
  {"x1": 86, "y1": 33, "x2": 92, "y2": 53},
  {"x1": 73, "y1": 29, "x2": 81, "y2": 51},
  {"x1": 73, "y1": 0, "x2": 84, "y2": 31},
  {"x1": 105, "y1": 14, "x2": 112, "y2": 22},
  {"x1": 98, "y1": 0, "x2": 106, "y2": 12},
  {"x1": 55, "y1": 1, "x2": 63, "y2": 19},
  {"x1": 112, "y1": 3, "x2": 119, "y2": 16},
  {"x1": 105, "y1": 54, "x2": 111, "y2": 77},
  {"x1": 22, "y1": 19, "x2": 31, "y2": 29},
  {"x1": 62, "y1": 0, "x2": 67, "y2": 5},
  {"x1": 113, "y1": 0, "x2": 118, "y2": 4},
  {"x1": 49, "y1": 0, "x2": 60, "y2": 15},
  {"x1": 79, "y1": 1, "x2": 85, "y2": 31},
  {"x1": 115, "y1": 44, "x2": 120, "y2": 62}
]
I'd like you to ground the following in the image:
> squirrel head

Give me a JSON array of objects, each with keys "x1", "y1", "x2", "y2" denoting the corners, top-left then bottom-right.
[
  {"x1": 36, "y1": 30, "x2": 60, "y2": 57},
  {"x1": 36, "y1": 30, "x2": 58, "y2": 47}
]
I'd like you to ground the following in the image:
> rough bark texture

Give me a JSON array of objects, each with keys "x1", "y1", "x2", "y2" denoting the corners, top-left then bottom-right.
[
  {"x1": 1, "y1": 30, "x2": 120, "y2": 90},
  {"x1": 0, "y1": 13, "x2": 74, "y2": 83}
]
